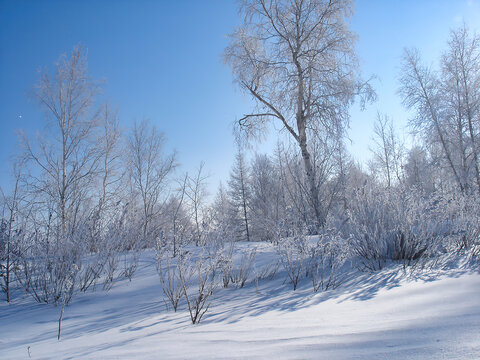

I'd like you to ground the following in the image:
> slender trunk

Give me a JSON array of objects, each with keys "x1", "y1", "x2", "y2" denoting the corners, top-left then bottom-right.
[
  {"x1": 382, "y1": 131, "x2": 391, "y2": 188},
  {"x1": 242, "y1": 192, "x2": 250, "y2": 242},
  {"x1": 58, "y1": 301, "x2": 65, "y2": 340},
  {"x1": 5, "y1": 175, "x2": 20, "y2": 302},
  {"x1": 295, "y1": 76, "x2": 323, "y2": 229},
  {"x1": 194, "y1": 195, "x2": 200, "y2": 246},
  {"x1": 143, "y1": 195, "x2": 149, "y2": 247},
  {"x1": 173, "y1": 220, "x2": 177, "y2": 257},
  {"x1": 293, "y1": 50, "x2": 323, "y2": 231},
  {"x1": 239, "y1": 163, "x2": 250, "y2": 242},
  {"x1": 455, "y1": 76, "x2": 468, "y2": 190},
  {"x1": 6, "y1": 209, "x2": 14, "y2": 303},
  {"x1": 298, "y1": 138, "x2": 323, "y2": 230},
  {"x1": 5, "y1": 226, "x2": 10, "y2": 303},
  {"x1": 60, "y1": 120, "x2": 67, "y2": 243}
]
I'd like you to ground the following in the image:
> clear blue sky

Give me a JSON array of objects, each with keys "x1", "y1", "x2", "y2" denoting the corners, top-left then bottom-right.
[{"x1": 1, "y1": 0, "x2": 480, "y2": 194}]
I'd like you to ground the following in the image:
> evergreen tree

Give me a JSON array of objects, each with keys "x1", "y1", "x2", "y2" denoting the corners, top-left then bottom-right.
[{"x1": 227, "y1": 144, "x2": 252, "y2": 242}]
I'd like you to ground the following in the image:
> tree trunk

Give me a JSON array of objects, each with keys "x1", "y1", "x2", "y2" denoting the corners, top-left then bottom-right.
[
  {"x1": 58, "y1": 302, "x2": 65, "y2": 340},
  {"x1": 298, "y1": 136, "x2": 323, "y2": 231},
  {"x1": 242, "y1": 194, "x2": 250, "y2": 242},
  {"x1": 293, "y1": 50, "x2": 324, "y2": 232},
  {"x1": 240, "y1": 163, "x2": 250, "y2": 242}
]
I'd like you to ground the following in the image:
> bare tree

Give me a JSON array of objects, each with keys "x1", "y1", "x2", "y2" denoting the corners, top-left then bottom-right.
[
  {"x1": 0, "y1": 158, "x2": 26, "y2": 302},
  {"x1": 185, "y1": 163, "x2": 209, "y2": 246},
  {"x1": 369, "y1": 112, "x2": 404, "y2": 187},
  {"x1": 399, "y1": 25, "x2": 480, "y2": 196},
  {"x1": 21, "y1": 45, "x2": 102, "y2": 242},
  {"x1": 127, "y1": 119, "x2": 176, "y2": 247},
  {"x1": 207, "y1": 182, "x2": 238, "y2": 251},
  {"x1": 225, "y1": 0, "x2": 374, "y2": 230},
  {"x1": 441, "y1": 25, "x2": 480, "y2": 195},
  {"x1": 169, "y1": 173, "x2": 189, "y2": 256},
  {"x1": 92, "y1": 105, "x2": 123, "y2": 246}
]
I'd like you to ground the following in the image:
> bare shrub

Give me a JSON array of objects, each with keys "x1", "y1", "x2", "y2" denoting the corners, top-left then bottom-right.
[
  {"x1": 102, "y1": 208, "x2": 141, "y2": 290},
  {"x1": 277, "y1": 236, "x2": 309, "y2": 291},
  {"x1": 346, "y1": 185, "x2": 438, "y2": 271},
  {"x1": 216, "y1": 249, "x2": 234, "y2": 289},
  {"x1": 230, "y1": 248, "x2": 256, "y2": 288},
  {"x1": 16, "y1": 236, "x2": 81, "y2": 305},
  {"x1": 102, "y1": 251, "x2": 120, "y2": 291},
  {"x1": 254, "y1": 261, "x2": 279, "y2": 281},
  {"x1": 122, "y1": 247, "x2": 140, "y2": 281},
  {"x1": 178, "y1": 254, "x2": 216, "y2": 324},
  {"x1": 155, "y1": 248, "x2": 185, "y2": 312},
  {"x1": 310, "y1": 233, "x2": 347, "y2": 292},
  {"x1": 78, "y1": 256, "x2": 105, "y2": 292}
]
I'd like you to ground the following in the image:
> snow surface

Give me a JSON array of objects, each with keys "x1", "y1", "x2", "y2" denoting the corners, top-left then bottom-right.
[{"x1": 1, "y1": 243, "x2": 479, "y2": 359}]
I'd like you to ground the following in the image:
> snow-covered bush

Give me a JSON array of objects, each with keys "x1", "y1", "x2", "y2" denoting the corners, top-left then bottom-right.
[
  {"x1": 178, "y1": 252, "x2": 217, "y2": 324},
  {"x1": 345, "y1": 185, "x2": 439, "y2": 271},
  {"x1": 277, "y1": 235, "x2": 309, "y2": 290},
  {"x1": 310, "y1": 232, "x2": 348, "y2": 292},
  {"x1": 254, "y1": 261, "x2": 279, "y2": 281},
  {"x1": 16, "y1": 237, "x2": 81, "y2": 305},
  {"x1": 155, "y1": 250, "x2": 186, "y2": 312},
  {"x1": 230, "y1": 247, "x2": 256, "y2": 288},
  {"x1": 77, "y1": 221, "x2": 119, "y2": 292},
  {"x1": 216, "y1": 246, "x2": 234, "y2": 288},
  {"x1": 438, "y1": 192, "x2": 480, "y2": 252},
  {"x1": 77, "y1": 255, "x2": 105, "y2": 292}
]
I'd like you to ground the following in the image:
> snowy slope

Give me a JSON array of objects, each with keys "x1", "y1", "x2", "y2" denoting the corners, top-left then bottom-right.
[{"x1": 1, "y1": 243, "x2": 479, "y2": 360}]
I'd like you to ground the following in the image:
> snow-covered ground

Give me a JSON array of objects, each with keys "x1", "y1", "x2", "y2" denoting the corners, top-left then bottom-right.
[{"x1": 1, "y1": 243, "x2": 479, "y2": 359}]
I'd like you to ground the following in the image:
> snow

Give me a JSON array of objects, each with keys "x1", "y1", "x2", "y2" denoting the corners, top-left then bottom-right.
[{"x1": 1, "y1": 243, "x2": 479, "y2": 359}]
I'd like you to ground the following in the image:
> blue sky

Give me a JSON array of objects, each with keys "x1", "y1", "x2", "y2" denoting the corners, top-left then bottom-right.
[{"x1": 1, "y1": 0, "x2": 480, "y2": 194}]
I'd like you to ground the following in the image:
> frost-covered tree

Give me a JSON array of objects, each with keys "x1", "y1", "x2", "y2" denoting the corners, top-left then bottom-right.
[
  {"x1": 249, "y1": 153, "x2": 282, "y2": 241},
  {"x1": 399, "y1": 25, "x2": 480, "y2": 195},
  {"x1": 225, "y1": 0, "x2": 374, "y2": 230},
  {"x1": 127, "y1": 119, "x2": 176, "y2": 247},
  {"x1": 209, "y1": 182, "x2": 236, "y2": 239},
  {"x1": 0, "y1": 158, "x2": 26, "y2": 302},
  {"x1": 165, "y1": 174, "x2": 191, "y2": 256},
  {"x1": 185, "y1": 163, "x2": 209, "y2": 246},
  {"x1": 404, "y1": 146, "x2": 435, "y2": 193},
  {"x1": 228, "y1": 144, "x2": 252, "y2": 242},
  {"x1": 21, "y1": 46, "x2": 102, "y2": 242},
  {"x1": 89, "y1": 104, "x2": 124, "y2": 252},
  {"x1": 369, "y1": 113, "x2": 405, "y2": 187},
  {"x1": 441, "y1": 25, "x2": 480, "y2": 194}
]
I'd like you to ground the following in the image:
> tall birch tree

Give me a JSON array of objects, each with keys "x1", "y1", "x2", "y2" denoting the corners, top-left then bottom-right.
[{"x1": 225, "y1": 0, "x2": 374, "y2": 230}]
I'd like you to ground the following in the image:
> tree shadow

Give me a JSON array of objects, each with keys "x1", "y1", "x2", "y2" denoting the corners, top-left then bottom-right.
[{"x1": 203, "y1": 257, "x2": 476, "y2": 326}]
